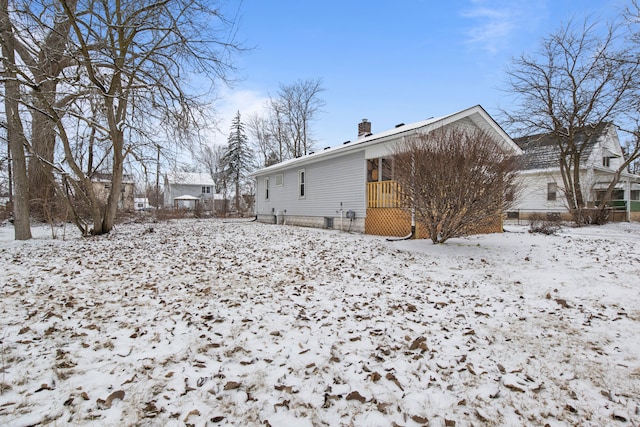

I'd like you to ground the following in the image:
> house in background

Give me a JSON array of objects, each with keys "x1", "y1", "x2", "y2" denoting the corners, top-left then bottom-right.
[
  {"x1": 164, "y1": 172, "x2": 221, "y2": 211},
  {"x1": 512, "y1": 123, "x2": 640, "y2": 222},
  {"x1": 91, "y1": 173, "x2": 135, "y2": 211},
  {"x1": 251, "y1": 105, "x2": 522, "y2": 238},
  {"x1": 134, "y1": 197, "x2": 150, "y2": 211}
]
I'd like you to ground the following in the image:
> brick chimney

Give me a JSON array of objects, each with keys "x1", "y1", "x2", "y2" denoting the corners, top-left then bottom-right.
[{"x1": 358, "y1": 119, "x2": 371, "y2": 138}]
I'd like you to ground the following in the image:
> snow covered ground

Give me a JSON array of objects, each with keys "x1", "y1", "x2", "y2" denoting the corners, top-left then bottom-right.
[{"x1": 0, "y1": 218, "x2": 639, "y2": 426}]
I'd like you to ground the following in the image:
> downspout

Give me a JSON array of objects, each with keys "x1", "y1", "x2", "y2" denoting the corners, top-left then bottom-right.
[{"x1": 387, "y1": 205, "x2": 415, "y2": 241}]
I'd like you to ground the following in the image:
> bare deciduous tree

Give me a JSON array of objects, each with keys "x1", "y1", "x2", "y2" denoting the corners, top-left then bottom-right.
[
  {"x1": 10, "y1": 0, "x2": 79, "y2": 217},
  {"x1": 245, "y1": 111, "x2": 277, "y2": 167},
  {"x1": 504, "y1": 18, "x2": 640, "y2": 224},
  {"x1": 0, "y1": 0, "x2": 31, "y2": 239},
  {"x1": 266, "y1": 98, "x2": 289, "y2": 163},
  {"x1": 280, "y1": 78, "x2": 325, "y2": 158},
  {"x1": 393, "y1": 127, "x2": 520, "y2": 244},
  {"x1": 1, "y1": 0, "x2": 241, "y2": 237},
  {"x1": 197, "y1": 144, "x2": 226, "y2": 194},
  {"x1": 243, "y1": 79, "x2": 324, "y2": 167}
]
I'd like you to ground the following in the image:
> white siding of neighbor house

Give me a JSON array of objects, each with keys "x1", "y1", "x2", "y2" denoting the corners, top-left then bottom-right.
[
  {"x1": 164, "y1": 183, "x2": 216, "y2": 207},
  {"x1": 255, "y1": 150, "x2": 366, "y2": 218},
  {"x1": 513, "y1": 172, "x2": 568, "y2": 212},
  {"x1": 513, "y1": 125, "x2": 634, "y2": 214},
  {"x1": 163, "y1": 173, "x2": 216, "y2": 208},
  {"x1": 587, "y1": 125, "x2": 625, "y2": 170}
]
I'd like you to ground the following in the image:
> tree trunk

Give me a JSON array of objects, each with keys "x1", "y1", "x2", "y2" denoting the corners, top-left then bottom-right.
[
  {"x1": 28, "y1": 103, "x2": 57, "y2": 215},
  {"x1": 0, "y1": 0, "x2": 31, "y2": 239},
  {"x1": 101, "y1": 136, "x2": 124, "y2": 234}
]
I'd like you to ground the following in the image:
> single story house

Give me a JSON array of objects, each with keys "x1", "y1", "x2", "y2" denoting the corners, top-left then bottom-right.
[
  {"x1": 164, "y1": 172, "x2": 221, "y2": 211},
  {"x1": 250, "y1": 105, "x2": 522, "y2": 237},
  {"x1": 512, "y1": 123, "x2": 640, "y2": 222}
]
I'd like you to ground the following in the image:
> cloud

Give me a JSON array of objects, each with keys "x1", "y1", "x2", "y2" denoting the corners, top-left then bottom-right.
[
  {"x1": 209, "y1": 88, "x2": 271, "y2": 144},
  {"x1": 461, "y1": 0, "x2": 543, "y2": 54}
]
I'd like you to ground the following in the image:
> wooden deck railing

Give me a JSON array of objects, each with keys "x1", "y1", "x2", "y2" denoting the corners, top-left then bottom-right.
[{"x1": 367, "y1": 180, "x2": 406, "y2": 208}]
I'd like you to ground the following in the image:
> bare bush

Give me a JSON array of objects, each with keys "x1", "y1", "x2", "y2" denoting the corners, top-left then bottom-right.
[
  {"x1": 154, "y1": 208, "x2": 189, "y2": 222},
  {"x1": 393, "y1": 127, "x2": 520, "y2": 244},
  {"x1": 528, "y1": 213, "x2": 562, "y2": 235}
]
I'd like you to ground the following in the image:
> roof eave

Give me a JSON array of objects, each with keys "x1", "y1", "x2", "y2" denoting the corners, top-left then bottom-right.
[{"x1": 251, "y1": 105, "x2": 521, "y2": 177}]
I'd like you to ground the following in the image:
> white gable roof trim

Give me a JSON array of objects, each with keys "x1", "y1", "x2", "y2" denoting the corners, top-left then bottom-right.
[{"x1": 251, "y1": 105, "x2": 521, "y2": 177}]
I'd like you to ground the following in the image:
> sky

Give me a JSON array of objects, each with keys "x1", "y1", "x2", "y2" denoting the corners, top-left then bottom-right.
[{"x1": 203, "y1": 0, "x2": 626, "y2": 155}]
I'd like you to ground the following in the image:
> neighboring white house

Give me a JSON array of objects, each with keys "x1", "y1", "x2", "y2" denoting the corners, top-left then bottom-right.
[
  {"x1": 164, "y1": 172, "x2": 219, "y2": 211},
  {"x1": 134, "y1": 197, "x2": 150, "y2": 211},
  {"x1": 512, "y1": 123, "x2": 640, "y2": 222},
  {"x1": 250, "y1": 105, "x2": 522, "y2": 237}
]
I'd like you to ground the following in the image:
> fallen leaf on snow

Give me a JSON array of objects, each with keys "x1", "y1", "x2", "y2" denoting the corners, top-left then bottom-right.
[
  {"x1": 346, "y1": 391, "x2": 367, "y2": 403},
  {"x1": 409, "y1": 336, "x2": 427, "y2": 351},
  {"x1": 411, "y1": 414, "x2": 429, "y2": 424},
  {"x1": 224, "y1": 381, "x2": 242, "y2": 390},
  {"x1": 183, "y1": 409, "x2": 200, "y2": 422}
]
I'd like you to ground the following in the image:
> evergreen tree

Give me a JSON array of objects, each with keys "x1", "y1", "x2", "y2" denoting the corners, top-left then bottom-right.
[{"x1": 222, "y1": 111, "x2": 254, "y2": 213}]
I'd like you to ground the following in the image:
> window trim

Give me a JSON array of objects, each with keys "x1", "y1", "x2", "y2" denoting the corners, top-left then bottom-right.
[{"x1": 298, "y1": 169, "x2": 306, "y2": 198}]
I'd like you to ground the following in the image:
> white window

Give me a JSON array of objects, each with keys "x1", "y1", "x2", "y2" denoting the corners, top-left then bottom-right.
[
  {"x1": 602, "y1": 157, "x2": 610, "y2": 167},
  {"x1": 202, "y1": 186, "x2": 211, "y2": 194},
  {"x1": 298, "y1": 169, "x2": 305, "y2": 198},
  {"x1": 264, "y1": 178, "x2": 269, "y2": 200},
  {"x1": 275, "y1": 174, "x2": 284, "y2": 186}
]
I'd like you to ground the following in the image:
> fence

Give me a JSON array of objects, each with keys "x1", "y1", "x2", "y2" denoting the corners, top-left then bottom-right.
[{"x1": 506, "y1": 205, "x2": 632, "y2": 224}]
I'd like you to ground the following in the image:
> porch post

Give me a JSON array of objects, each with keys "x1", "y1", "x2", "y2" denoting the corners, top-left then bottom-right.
[{"x1": 626, "y1": 179, "x2": 631, "y2": 222}]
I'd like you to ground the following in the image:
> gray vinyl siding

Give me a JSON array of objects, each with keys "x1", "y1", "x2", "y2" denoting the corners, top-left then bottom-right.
[
  {"x1": 255, "y1": 150, "x2": 366, "y2": 218},
  {"x1": 164, "y1": 184, "x2": 213, "y2": 207}
]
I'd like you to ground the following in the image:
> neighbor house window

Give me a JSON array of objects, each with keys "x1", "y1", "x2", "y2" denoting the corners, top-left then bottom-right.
[
  {"x1": 547, "y1": 182, "x2": 557, "y2": 201},
  {"x1": 264, "y1": 178, "x2": 269, "y2": 200},
  {"x1": 275, "y1": 174, "x2": 283, "y2": 186},
  {"x1": 202, "y1": 186, "x2": 211, "y2": 194},
  {"x1": 298, "y1": 169, "x2": 306, "y2": 198},
  {"x1": 631, "y1": 190, "x2": 639, "y2": 200},
  {"x1": 603, "y1": 157, "x2": 611, "y2": 167}
]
